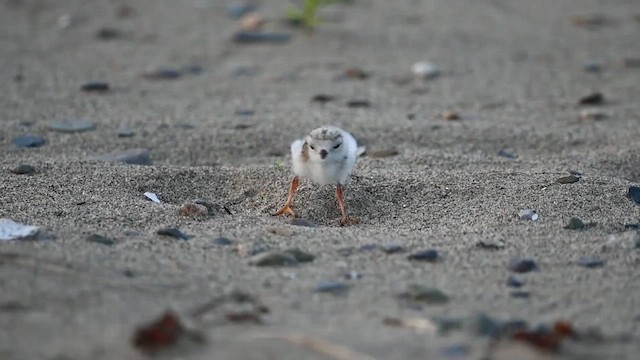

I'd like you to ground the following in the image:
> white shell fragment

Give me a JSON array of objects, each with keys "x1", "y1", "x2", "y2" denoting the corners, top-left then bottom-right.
[
  {"x1": 144, "y1": 192, "x2": 161, "y2": 203},
  {"x1": 0, "y1": 219, "x2": 40, "y2": 241},
  {"x1": 518, "y1": 209, "x2": 539, "y2": 221},
  {"x1": 411, "y1": 61, "x2": 440, "y2": 79}
]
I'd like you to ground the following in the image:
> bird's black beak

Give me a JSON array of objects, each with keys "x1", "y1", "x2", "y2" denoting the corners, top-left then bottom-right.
[{"x1": 319, "y1": 149, "x2": 328, "y2": 159}]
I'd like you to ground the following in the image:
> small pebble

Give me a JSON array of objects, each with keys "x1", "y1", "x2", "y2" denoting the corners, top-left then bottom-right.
[
  {"x1": 623, "y1": 57, "x2": 640, "y2": 68},
  {"x1": 518, "y1": 209, "x2": 539, "y2": 221},
  {"x1": 411, "y1": 61, "x2": 440, "y2": 79},
  {"x1": 440, "y1": 344, "x2": 469, "y2": 358},
  {"x1": 235, "y1": 109, "x2": 254, "y2": 116},
  {"x1": 407, "y1": 249, "x2": 439, "y2": 262},
  {"x1": 267, "y1": 227, "x2": 293, "y2": 236},
  {"x1": 144, "y1": 192, "x2": 160, "y2": 203},
  {"x1": 315, "y1": 281, "x2": 350, "y2": 294},
  {"x1": 506, "y1": 275, "x2": 524, "y2": 288},
  {"x1": 179, "y1": 202, "x2": 209, "y2": 218},
  {"x1": 183, "y1": 64, "x2": 204, "y2": 75},
  {"x1": 249, "y1": 251, "x2": 298, "y2": 266},
  {"x1": 142, "y1": 68, "x2": 182, "y2": 80},
  {"x1": 578, "y1": 257, "x2": 605, "y2": 268},
  {"x1": 510, "y1": 291, "x2": 530, "y2": 299},
  {"x1": 579, "y1": 109, "x2": 607, "y2": 121},
  {"x1": 400, "y1": 285, "x2": 449, "y2": 304},
  {"x1": 86, "y1": 234, "x2": 115, "y2": 246},
  {"x1": 282, "y1": 248, "x2": 315, "y2": 262},
  {"x1": 627, "y1": 186, "x2": 640, "y2": 206},
  {"x1": 578, "y1": 92, "x2": 604, "y2": 105},
  {"x1": 556, "y1": 175, "x2": 580, "y2": 184},
  {"x1": 80, "y1": 82, "x2": 110, "y2": 92},
  {"x1": 381, "y1": 243, "x2": 404, "y2": 254},
  {"x1": 116, "y1": 124, "x2": 135, "y2": 138},
  {"x1": 359, "y1": 244, "x2": 378, "y2": 252},
  {"x1": 508, "y1": 257, "x2": 538, "y2": 273},
  {"x1": 90, "y1": 148, "x2": 152, "y2": 165},
  {"x1": 289, "y1": 218, "x2": 317, "y2": 227},
  {"x1": 368, "y1": 149, "x2": 399, "y2": 158},
  {"x1": 212, "y1": 237, "x2": 233, "y2": 246},
  {"x1": 571, "y1": 14, "x2": 610, "y2": 29},
  {"x1": 48, "y1": 119, "x2": 96, "y2": 133},
  {"x1": 347, "y1": 99, "x2": 371, "y2": 108},
  {"x1": 96, "y1": 27, "x2": 121, "y2": 40},
  {"x1": 239, "y1": 13, "x2": 265, "y2": 31},
  {"x1": 344, "y1": 271, "x2": 361, "y2": 280},
  {"x1": 442, "y1": 111, "x2": 460, "y2": 121},
  {"x1": 232, "y1": 31, "x2": 291, "y2": 44},
  {"x1": 157, "y1": 227, "x2": 191, "y2": 240},
  {"x1": 583, "y1": 61, "x2": 603, "y2": 73},
  {"x1": 311, "y1": 94, "x2": 334, "y2": 103},
  {"x1": 498, "y1": 148, "x2": 517, "y2": 159},
  {"x1": 565, "y1": 217, "x2": 585, "y2": 230},
  {"x1": 475, "y1": 238, "x2": 505, "y2": 250},
  {"x1": 342, "y1": 67, "x2": 370, "y2": 80},
  {"x1": 10, "y1": 164, "x2": 34, "y2": 175},
  {"x1": 13, "y1": 135, "x2": 45, "y2": 148}
]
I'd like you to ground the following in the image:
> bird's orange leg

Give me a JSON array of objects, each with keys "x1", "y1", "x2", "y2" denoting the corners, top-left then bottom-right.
[
  {"x1": 273, "y1": 176, "x2": 300, "y2": 218},
  {"x1": 336, "y1": 184, "x2": 359, "y2": 226}
]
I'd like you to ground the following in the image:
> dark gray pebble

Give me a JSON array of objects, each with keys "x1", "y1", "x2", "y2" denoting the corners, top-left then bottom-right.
[
  {"x1": 96, "y1": 27, "x2": 121, "y2": 40},
  {"x1": 11, "y1": 164, "x2": 34, "y2": 175},
  {"x1": 233, "y1": 31, "x2": 291, "y2": 44},
  {"x1": 157, "y1": 227, "x2": 191, "y2": 240},
  {"x1": 510, "y1": 290, "x2": 530, "y2": 299},
  {"x1": 249, "y1": 251, "x2": 298, "y2": 266},
  {"x1": 116, "y1": 124, "x2": 135, "y2": 138},
  {"x1": 497, "y1": 148, "x2": 517, "y2": 159},
  {"x1": 506, "y1": 275, "x2": 524, "y2": 288},
  {"x1": 142, "y1": 68, "x2": 182, "y2": 80},
  {"x1": 13, "y1": 135, "x2": 45, "y2": 148},
  {"x1": 627, "y1": 186, "x2": 640, "y2": 206},
  {"x1": 557, "y1": 175, "x2": 580, "y2": 184},
  {"x1": 311, "y1": 94, "x2": 334, "y2": 103},
  {"x1": 579, "y1": 92, "x2": 604, "y2": 105},
  {"x1": 80, "y1": 82, "x2": 110, "y2": 92},
  {"x1": 565, "y1": 217, "x2": 585, "y2": 230},
  {"x1": 583, "y1": 61, "x2": 603, "y2": 73},
  {"x1": 315, "y1": 281, "x2": 350, "y2": 294},
  {"x1": 347, "y1": 99, "x2": 371, "y2": 108},
  {"x1": 578, "y1": 256, "x2": 605, "y2": 268},
  {"x1": 507, "y1": 257, "x2": 538, "y2": 273},
  {"x1": 381, "y1": 243, "x2": 404, "y2": 254},
  {"x1": 235, "y1": 109, "x2": 254, "y2": 116},
  {"x1": 359, "y1": 244, "x2": 378, "y2": 252},
  {"x1": 183, "y1": 64, "x2": 203, "y2": 75},
  {"x1": 213, "y1": 237, "x2": 233, "y2": 246},
  {"x1": 283, "y1": 248, "x2": 315, "y2": 262},
  {"x1": 408, "y1": 249, "x2": 439, "y2": 262},
  {"x1": 48, "y1": 119, "x2": 96, "y2": 133},
  {"x1": 476, "y1": 239, "x2": 505, "y2": 250},
  {"x1": 86, "y1": 234, "x2": 115, "y2": 246},
  {"x1": 289, "y1": 218, "x2": 317, "y2": 227},
  {"x1": 90, "y1": 148, "x2": 152, "y2": 165},
  {"x1": 399, "y1": 284, "x2": 449, "y2": 304}
]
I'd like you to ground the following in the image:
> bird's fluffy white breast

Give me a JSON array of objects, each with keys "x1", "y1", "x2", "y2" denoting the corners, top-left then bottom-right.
[{"x1": 290, "y1": 139, "x2": 307, "y2": 177}]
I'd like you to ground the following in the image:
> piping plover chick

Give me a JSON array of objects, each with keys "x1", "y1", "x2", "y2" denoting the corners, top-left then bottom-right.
[{"x1": 274, "y1": 125, "x2": 359, "y2": 226}]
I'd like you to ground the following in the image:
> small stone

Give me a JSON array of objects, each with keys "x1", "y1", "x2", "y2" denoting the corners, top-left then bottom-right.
[
  {"x1": 282, "y1": 248, "x2": 315, "y2": 262},
  {"x1": 289, "y1": 218, "x2": 317, "y2": 227},
  {"x1": 627, "y1": 186, "x2": 640, "y2": 206},
  {"x1": 506, "y1": 275, "x2": 524, "y2": 288},
  {"x1": 90, "y1": 149, "x2": 152, "y2": 165},
  {"x1": 406, "y1": 113, "x2": 416, "y2": 120},
  {"x1": 86, "y1": 234, "x2": 115, "y2": 246},
  {"x1": 400, "y1": 285, "x2": 449, "y2": 304},
  {"x1": 96, "y1": 27, "x2": 121, "y2": 40},
  {"x1": 240, "y1": 13, "x2": 266, "y2": 31},
  {"x1": 267, "y1": 227, "x2": 293, "y2": 236},
  {"x1": 518, "y1": 209, "x2": 539, "y2": 221},
  {"x1": 564, "y1": 217, "x2": 585, "y2": 230},
  {"x1": 583, "y1": 61, "x2": 603, "y2": 73},
  {"x1": 0, "y1": 219, "x2": 39, "y2": 241},
  {"x1": 440, "y1": 344, "x2": 469, "y2": 358},
  {"x1": 407, "y1": 249, "x2": 439, "y2": 262},
  {"x1": 368, "y1": 149, "x2": 399, "y2": 158},
  {"x1": 311, "y1": 94, "x2": 334, "y2": 103},
  {"x1": 497, "y1": 148, "x2": 517, "y2": 159},
  {"x1": 192, "y1": 199, "x2": 230, "y2": 215},
  {"x1": 476, "y1": 238, "x2": 505, "y2": 250},
  {"x1": 13, "y1": 135, "x2": 45, "y2": 148},
  {"x1": 80, "y1": 82, "x2": 110, "y2": 92},
  {"x1": 579, "y1": 109, "x2": 607, "y2": 121},
  {"x1": 183, "y1": 64, "x2": 204, "y2": 75},
  {"x1": 142, "y1": 67, "x2": 182, "y2": 80},
  {"x1": 344, "y1": 271, "x2": 361, "y2": 280},
  {"x1": 442, "y1": 111, "x2": 461, "y2": 121},
  {"x1": 556, "y1": 175, "x2": 580, "y2": 184},
  {"x1": 381, "y1": 243, "x2": 404, "y2": 254},
  {"x1": 359, "y1": 244, "x2": 378, "y2": 252},
  {"x1": 117, "y1": 124, "x2": 135, "y2": 138},
  {"x1": 235, "y1": 109, "x2": 254, "y2": 116},
  {"x1": 48, "y1": 119, "x2": 96, "y2": 133},
  {"x1": 508, "y1": 257, "x2": 538, "y2": 273},
  {"x1": 315, "y1": 281, "x2": 350, "y2": 294},
  {"x1": 342, "y1": 68, "x2": 370, "y2": 80},
  {"x1": 510, "y1": 291, "x2": 530, "y2": 299},
  {"x1": 623, "y1": 57, "x2": 640, "y2": 69},
  {"x1": 10, "y1": 164, "x2": 34, "y2": 175},
  {"x1": 571, "y1": 14, "x2": 611, "y2": 29},
  {"x1": 578, "y1": 92, "x2": 604, "y2": 105},
  {"x1": 144, "y1": 192, "x2": 160, "y2": 203},
  {"x1": 212, "y1": 237, "x2": 233, "y2": 246},
  {"x1": 347, "y1": 99, "x2": 371, "y2": 108},
  {"x1": 411, "y1": 61, "x2": 440, "y2": 79},
  {"x1": 157, "y1": 227, "x2": 191, "y2": 240},
  {"x1": 232, "y1": 31, "x2": 291, "y2": 44},
  {"x1": 249, "y1": 251, "x2": 298, "y2": 266},
  {"x1": 577, "y1": 256, "x2": 605, "y2": 268},
  {"x1": 179, "y1": 202, "x2": 208, "y2": 218}
]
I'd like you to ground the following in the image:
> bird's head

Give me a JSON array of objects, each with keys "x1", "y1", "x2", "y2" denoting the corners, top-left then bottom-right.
[{"x1": 304, "y1": 126, "x2": 345, "y2": 161}]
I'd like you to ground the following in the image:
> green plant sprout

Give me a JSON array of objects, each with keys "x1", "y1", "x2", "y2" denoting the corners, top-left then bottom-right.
[{"x1": 287, "y1": 0, "x2": 336, "y2": 28}]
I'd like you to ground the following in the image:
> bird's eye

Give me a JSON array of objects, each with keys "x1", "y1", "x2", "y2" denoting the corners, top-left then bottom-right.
[
  {"x1": 333, "y1": 143, "x2": 341, "y2": 149},
  {"x1": 309, "y1": 144, "x2": 315, "y2": 150}
]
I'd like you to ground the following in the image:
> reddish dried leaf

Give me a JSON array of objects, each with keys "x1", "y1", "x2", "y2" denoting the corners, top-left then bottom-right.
[
  {"x1": 133, "y1": 311, "x2": 185, "y2": 351},
  {"x1": 553, "y1": 320, "x2": 574, "y2": 337}
]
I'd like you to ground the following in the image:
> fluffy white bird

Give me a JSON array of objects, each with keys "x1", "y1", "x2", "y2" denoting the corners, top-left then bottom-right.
[{"x1": 274, "y1": 125, "x2": 359, "y2": 226}]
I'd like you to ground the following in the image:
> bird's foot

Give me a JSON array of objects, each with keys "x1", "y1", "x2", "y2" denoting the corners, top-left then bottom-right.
[
  {"x1": 339, "y1": 216, "x2": 359, "y2": 226},
  {"x1": 273, "y1": 205, "x2": 298, "y2": 218}
]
